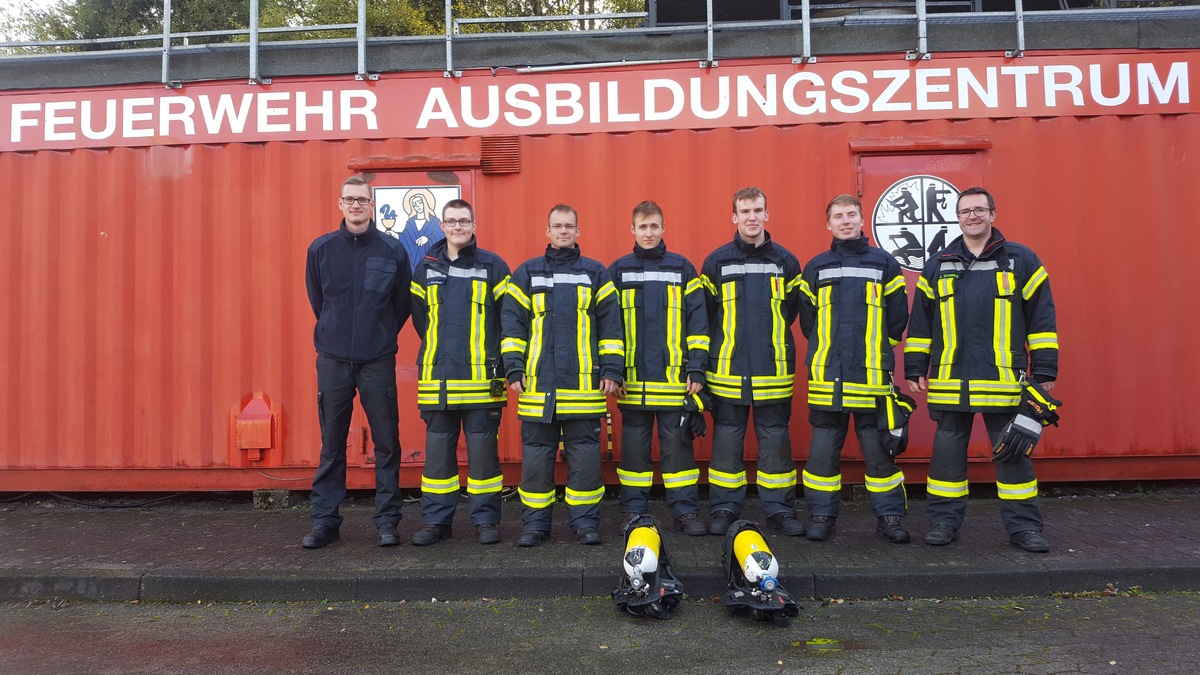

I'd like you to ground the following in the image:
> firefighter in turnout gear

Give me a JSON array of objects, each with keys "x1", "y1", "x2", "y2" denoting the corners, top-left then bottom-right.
[
  {"x1": 700, "y1": 187, "x2": 806, "y2": 537},
  {"x1": 608, "y1": 201, "x2": 710, "y2": 537},
  {"x1": 502, "y1": 204, "x2": 624, "y2": 547},
  {"x1": 798, "y1": 195, "x2": 911, "y2": 543},
  {"x1": 904, "y1": 187, "x2": 1059, "y2": 553},
  {"x1": 410, "y1": 199, "x2": 510, "y2": 546}
]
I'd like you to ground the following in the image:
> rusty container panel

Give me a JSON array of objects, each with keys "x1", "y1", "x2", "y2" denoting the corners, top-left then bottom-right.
[{"x1": 2, "y1": 111, "x2": 1200, "y2": 490}]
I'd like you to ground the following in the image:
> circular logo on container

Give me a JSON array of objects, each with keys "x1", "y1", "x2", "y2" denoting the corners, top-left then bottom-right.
[{"x1": 871, "y1": 176, "x2": 961, "y2": 272}]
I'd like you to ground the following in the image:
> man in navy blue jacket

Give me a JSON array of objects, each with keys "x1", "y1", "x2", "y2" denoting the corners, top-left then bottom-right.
[{"x1": 302, "y1": 176, "x2": 411, "y2": 549}]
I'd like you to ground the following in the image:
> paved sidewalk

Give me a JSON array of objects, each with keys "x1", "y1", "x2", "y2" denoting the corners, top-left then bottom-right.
[{"x1": 2, "y1": 492, "x2": 1198, "y2": 603}]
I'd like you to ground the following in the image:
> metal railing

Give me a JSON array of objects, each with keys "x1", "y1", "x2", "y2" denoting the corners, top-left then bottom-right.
[{"x1": 2, "y1": 0, "x2": 1199, "y2": 88}]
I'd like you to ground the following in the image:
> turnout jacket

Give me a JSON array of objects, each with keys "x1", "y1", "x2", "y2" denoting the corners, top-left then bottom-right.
[
  {"x1": 700, "y1": 231, "x2": 803, "y2": 405},
  {"x1": 607, "y1": 241, "x2": 710, "y2": 410},
  {"x1": 410, "y1": 237, "x2": 511, "y2": 410},
  {"x1": 904, "y1": 228, "x2": 1058, "y2": 412},
  {"x1": 501, "y1": 244, "x2": 624, "y2": 421},
  {"x1": 306, "y1": 220, "x2": 411, "y2": 363},
  {"x1": 799, "y1": 236, "x2": 909, "y2": 411}
]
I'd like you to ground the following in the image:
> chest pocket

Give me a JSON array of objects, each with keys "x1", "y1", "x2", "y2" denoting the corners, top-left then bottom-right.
[
  {"x1": 935, "y1": 274, "x2": 957, "y2": 300},
  {"x1": 364, "y1": 257, "x2": 398, "y2": 293},
  {"x1": 995, "y1": 271, "x2": 1017, "y2": 299}
]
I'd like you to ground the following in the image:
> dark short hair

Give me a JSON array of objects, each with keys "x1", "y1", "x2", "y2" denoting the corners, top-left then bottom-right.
[
  {"x1": 825, "y1": 194, "x2": 862, "y2": 220},
  {"x1": 631, "y1": 200, "x2": 663, "y2": 223},
  {"x1": 956, "y1": 186, "x2": 995, "y2": 211},
  {"x1": 442, "y1": 198, "x2": 474, "y2": 221},
  {"x1": 732, "y1": 187, "x2": 767, "y2": 213},
  {"x1": 547, "y1": 203, "x2": 579, "y2": 225}
]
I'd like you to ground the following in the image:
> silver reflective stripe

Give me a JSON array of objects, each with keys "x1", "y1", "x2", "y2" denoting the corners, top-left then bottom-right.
[
  {"x1": 818, "y1": 266, "x2": 883, "y2": 282},
  {"x1": 425, "y1": 269, "x2": 447, "y2": 280},
  {"x1": 621, "y1": 270, "x2": 682, "y2": 284},
  {"x1": 1012, "y1": 414, "x2": 1043, "y2": 435},
  {"x1": 938, "y1": 261, "x2": 964, "y2": 272},
  {"x1": 720, "y1": 262, "x2": 782, "y2": 277},
  {"x1": 531, "y1": 273, "x2": 592, "y2": 288},
  {"x1": 970, "y1": 260, "x2": 1000, "y2": 271},
  {"x1": 447, "y1": 266, "x2": 488, "y2": 280}
]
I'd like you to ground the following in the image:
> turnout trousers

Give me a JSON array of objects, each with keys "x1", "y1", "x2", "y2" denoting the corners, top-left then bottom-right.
[
  {"x1": 708, "y1": 402, "x2": 797, "y2": 519},
  {"x1": 419, "y1": 408, "x2": 504, "y2": 527},
  {"x1": 519, "y1": 417, "x2": 604, "y2": 533},
  {"x1": 310, "y1": 354, "x2": 403, "y2": 530},
  {"x1": 802, "y1": 410, "x2": 906, "y2": 518},
  {"x1": 926, "y1": 410, "x2": 1044, "y2": 535},
  {"x1": 617, "y1": 409, "x2": 701, "y2": 518}
]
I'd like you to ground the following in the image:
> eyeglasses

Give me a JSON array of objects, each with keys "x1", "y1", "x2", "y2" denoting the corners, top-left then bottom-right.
[
  {"x1": 340, "y1": 197, "x2": 373, "y2": 206},
  {"x1": 443, "y1": 218, "x2": 475, "y2": 228},
  {"x1": 956, "y1": 207, "x2": 993, "y2": 218}
]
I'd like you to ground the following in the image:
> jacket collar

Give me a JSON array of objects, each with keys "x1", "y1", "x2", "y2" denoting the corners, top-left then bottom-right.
[
  {"x1": 339, "y1": 219, "x2": 378, "y2": 243},
  {"x1": 429, "y1": 237, "x2": 477, "y2": 266},
  {"x1": 733, "y1": 230, "x2": 773, "y2": 255},
  {"x1": 632, "y1": 240, "x2": 667, "y2": 260},
  {"x1": 942, "y1": 227, "x2": 1006, "y2": 262},
  {"x1": 545, "y1": 243, "x2": 581, "y2": 264},
  {"x1": 830, "y1": 235, "x2": 869, "y2": 256}
]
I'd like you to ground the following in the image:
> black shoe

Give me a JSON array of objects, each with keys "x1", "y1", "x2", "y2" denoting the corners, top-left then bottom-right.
[
  {"x1": 476, "y1": 523, "x2": 501, "y2": 545},
  {"x1": 708, "y1": 510, "x2": 736, "y2": 536},
  {"x1": 1009, "y1": 530, "x2": 1050, "y2": 553},
  {"x1": 301, "y1": 526, "x2": 339, "y2": 549},
  {"x1": 767, "y1": 512, "x2": 807, "y2": 537},
  {"x1": 377, "y1": 524, "x2": 401, "y2": 547},
  {"x1": 876, "y1": 515, "x2": 910, "y2": 544},
  {"x1": 576, "y1": 527, "x2": 602, "y2": 545},
  {"x1": 924, "y1": 523, "x2": 960, "y2": 546},
  {"x1": 806, "y1": 515, "x2": 836, "y2": 541},
  {"x1": 411, "y1": 524, "x2": 452, "y2": 546},
  {"x1": 517, "y1": 530, "x2": 548, "y2": 547},
  {"x1": 674, "y1": 512, "x2": 708, "y2": 537}
]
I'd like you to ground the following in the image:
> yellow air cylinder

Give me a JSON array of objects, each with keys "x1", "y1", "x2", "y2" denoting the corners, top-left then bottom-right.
[
  {"x1": 733, "y1": 528, "x2": 780, "y2": 591},
  {"x1": 623, "y1": 524, "x2": 661, "y2": 585}
]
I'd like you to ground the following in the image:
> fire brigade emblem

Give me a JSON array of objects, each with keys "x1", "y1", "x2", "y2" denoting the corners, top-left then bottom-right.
[{"x1": 871, "y1": 175, "x2": 961, "y2": 272}]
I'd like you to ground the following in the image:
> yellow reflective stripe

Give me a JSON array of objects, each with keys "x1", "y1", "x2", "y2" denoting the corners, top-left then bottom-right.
[
  {"x1": 596, "y1": 280, "x2": 617, "y2": 303},
  {"x1": 708, "y1": 468, "x2": 747, "y2": 488},
  {"x1": 916, "y1": 275, "x2": 935, "y2": 300},
  {"x1": 517, "y1": 391, "x2": 548, "y2": 418},
  {"x1": 807, "y1": 380, "x2": 834, "y2": 407},
  {"x1": 617, "y1": 469, "x2": 653, "y2": 488},
  {"x1": 705, "y1": 372, "x2": 742, "y2": 400},
  {"x1": 993, "y1": 294, "x2": 1013, "y2": 379},
  {"x1": 666, "y1": 283, "x2": 683, "y2": 382},
  {"x1": 797, "y1": 278, "x2": 816, "y2": 304},
  {"x1": 519, "y1": 487, "x2": 556, "y2": 508},
  {"x1": 507, "y1": 284, "x2": 531, "y2": 310},
  {"x1": 471, "y1": 279, "x2": 488, "y2": 381},
  {"x1": 576, "y1": 285, "x2": 594, "y2": 390},
  {"x1": 889, "y1": 337, "x2": 900, "y2": 347},
  {"x1": 599, "y1": 339, "x2": 624, "y2": 356},
  {"x1": 883, "y1": 274, "x2": 906, "y2": 296},
  {"x1": 686, "y1": 334, "x2": 710, "y2": 351},
  {"x1": 467, "y1": 475, "x2": 504, "y2": 495},
  {"x1": 927, "y1": 378, "x2": 962, "y2": 406},
  {"x1": 700, "y1": 273, "x2": 717, "y2": 295},
  {"x1": 1022, "y1": 266, "x2": 1048, "y2": 301},
  {"x1": 621, "y1": 288, "x2": 637, "y2": 376},
  {"x1": 718, "y1": 280, "x2": 737, "y2": 376},
  {"x1": 865, "y1": 470, "x2": 905, "y2": 493},
  {"x1": 662, "y1": 468, "x2": 700, "y2": 488},
  {"x1": 421, "y1": 474, "x2": 460, "y2": 494},
  {"x1": 996, "y1": 479, "x2": 1038, "y2": 501},
  {"x1": 685, "y1": 277, "x2": 705, "y2": 295},
  {"x1": 937, "y1": 277, "x2": 956, "y2": 381},
  {"x1": 555, "y1": 389, "x2": 607, "y2": 416},
  {"x1": 926, "y1": 477, "x2": 969, "y2": 498},
  {"x1": 492, "y1": 275, "x2": 511, "y2": 301},
  {"x1": 865, "y1": 281, "x2": 884, "y2": 372},
  {"x1": 410, "y1": 279, "x2": 426, "y2": 300},
  {"x1": 771, "y1": 275, "x2": 787, "y2": 376},
  {"x1": 757, "y1": 469, "x2": 797, "y2": 489},
  {"x1": 1027, "y1": 332, "x2": 1059, "y2": 351},
  {"x1": 501, "y1": 336, "x2": 527, "y2": 355},
  {"x1": 565, "y1": 485, "x2": 605, "y2": 505},
  {"x1": 812, "y1": 284, "x2": 833, "y2": 381},
  {"x1": 802, "y1": 469, "x2": 840, "y2": 492},
  {"x1": 785, "y1": 274, "x2": 803, "y2": 292},
  {"x1": 417, "y1": 380, "x2": 505, "y2": 406},
  {"x1": 528, "y1": 293, "x2": 546, "y2": 379},
  {"x1": 904, "y1": 336, "x2": 932, "y2": 354},
  {"x1": 421, "y1": 284, "x2": 440, "y2": 381}
]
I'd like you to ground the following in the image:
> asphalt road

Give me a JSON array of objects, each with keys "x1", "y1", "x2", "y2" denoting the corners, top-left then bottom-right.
[{"x1": 3, "y1": 591, "x2": 1197, "y2": 674}]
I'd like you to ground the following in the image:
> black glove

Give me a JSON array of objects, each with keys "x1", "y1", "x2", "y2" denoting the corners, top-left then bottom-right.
[
  {"x1": 992, "y1": 380, "x2": 1062, "y2": 463},
  {"x1": 681, "y1": 390, "x2": 713, "y2": 439},
  {"x1": 876, "y1": 388, "x2": 916, "y2": 457}
]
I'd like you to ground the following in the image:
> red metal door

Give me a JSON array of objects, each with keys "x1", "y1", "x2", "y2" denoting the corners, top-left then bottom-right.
[{"x1": 858, "y1": 152, "x2": 985, "y2": 472}]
